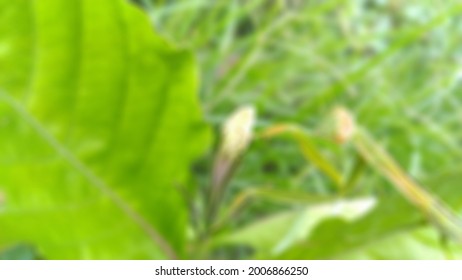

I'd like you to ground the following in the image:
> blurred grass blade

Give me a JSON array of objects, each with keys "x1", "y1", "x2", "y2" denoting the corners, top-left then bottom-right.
[
  {"x1": 336, "y1": 109, "x2": 462, "y2": 243},
  {"x1": 243, "y1": 188, "x2": 334, "y2": 204},
  {"x1": 260, "y1": 124, "x2": 343, "y2": 189},
  {"x1": 342, "y1": 154, "x2": 367, "y2": 193}
]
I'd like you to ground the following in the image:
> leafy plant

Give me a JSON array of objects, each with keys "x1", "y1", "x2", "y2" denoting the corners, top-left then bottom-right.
[
  {"x1": 0, "y1": 0, "x2": 210, "y2": 259},
  {"x1": 207, "y1": 108, "x2": 462, "y2": 259},
  {"x1": 1, "y1": 0, "x2": 462, "y2": 260}
]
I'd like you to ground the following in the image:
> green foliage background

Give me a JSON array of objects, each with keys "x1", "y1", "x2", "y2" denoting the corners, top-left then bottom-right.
[{"x1": 1, "y1": 0, "x2": 462, "y2": 259}]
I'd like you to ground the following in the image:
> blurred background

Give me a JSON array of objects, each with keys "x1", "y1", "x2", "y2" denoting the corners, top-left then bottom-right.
[
  {"x1": 1, "y1": 0, "x2": 462, "y2": 259},
  {"x1": 136, "y1": 0, "x2": 462, "y2": 190},
  {"x1": 135, "y1": 0, "x2": 462, "y2": 259}
]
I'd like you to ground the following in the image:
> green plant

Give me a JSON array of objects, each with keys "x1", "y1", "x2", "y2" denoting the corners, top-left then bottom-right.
[
  {"x1": 0, "y1": 0, "x2": 210, "y2": 259},
  {"x1": 1, "y1": 0, "x2": 462, "y2": 260},
  {"x1": 206, "y1": 107, "x2": 462, "y2": 259}
]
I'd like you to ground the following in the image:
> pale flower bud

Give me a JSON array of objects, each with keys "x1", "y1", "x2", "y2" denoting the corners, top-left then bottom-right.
[
  {"x1": 220, "y1": 105, "x2": 256, "y2": 160},
  {"x1": 334, "y1": 107, "x2": 356, "y2": 143},
  {"x1": 208, "y1": 105, "x2": 257, "y2": 223}
]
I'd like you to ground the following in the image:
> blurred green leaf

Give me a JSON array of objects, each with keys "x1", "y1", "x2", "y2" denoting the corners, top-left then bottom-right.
[
  {"x1": 336, "y1": 226, "x2": 462, "y2": 259},
  {"x1": 212, "y1": 170, "x2": 462, "y2": 260},
  {"x1": 213, "y1": 197, "x2": 376, "y2": 258},
  {"x1": 0, "y1": 0, "x2": 210, "y2": 259},
  {"x1": 278, "y1": 170, "x2": 462, "y2": 259}
]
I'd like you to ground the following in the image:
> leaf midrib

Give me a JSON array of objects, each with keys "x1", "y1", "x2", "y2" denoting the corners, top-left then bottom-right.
[{"x1": 0, "y1": 91, "x2": 177, "y2": 259}]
